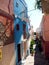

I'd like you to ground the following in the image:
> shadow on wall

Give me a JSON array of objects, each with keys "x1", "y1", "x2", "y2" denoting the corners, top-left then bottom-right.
[
  {"x1": 34, "y1": 45, "x2": 49, "y2": 65},
  {"x1": 4, "y1": 34, "x2": 14, "y2": 45}
]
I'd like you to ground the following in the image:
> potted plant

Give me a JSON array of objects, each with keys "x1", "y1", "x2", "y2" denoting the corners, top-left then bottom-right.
[
  {"x1": 30, "y1": 39, "x2": 35, "y2": 56},
  {"x1": 31, "y1": 49, "x2": 34, "y2": 56}
]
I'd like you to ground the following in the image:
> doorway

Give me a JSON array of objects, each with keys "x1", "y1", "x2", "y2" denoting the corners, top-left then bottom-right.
[{"x1": 17, "y1": 44, "x2": 21, "y2": 62}]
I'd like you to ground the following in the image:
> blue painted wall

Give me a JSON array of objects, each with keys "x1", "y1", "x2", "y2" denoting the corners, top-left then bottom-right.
[
  {"x1": 14, "y1": 0, "x2": 28, "y2": 44},
  {"x1": 14, "y1": 0, "x2": 30, "y2": 64},
  {"x1": 14, "y1": 17, "x2": 27, "y2": 44},
  {"x1": 14, "y1": 18, "x2": 23, "y2": 44},
  {"x1": 14, "y1": 0, "x2": 28, "y2": 18}
]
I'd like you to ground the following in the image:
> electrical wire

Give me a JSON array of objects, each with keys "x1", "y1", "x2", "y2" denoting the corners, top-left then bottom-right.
[{"x1": 27, "y1": 8, "x2": 36, "y2": 12}]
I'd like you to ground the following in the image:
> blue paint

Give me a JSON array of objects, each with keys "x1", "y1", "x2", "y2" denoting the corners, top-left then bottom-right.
[
  {"x1": 19, "y1": 0, "x2": 27, "y2": 8},
  {"x1": 14, "y1": 0, "x2": 28, "y2": 18},
  {"x1": 14, "y1": 0, "x2": 28, "y2": 44},
  {"x1": 14, "y1": 0, "x2": 30, "y2": 64},
  {"x1": 14, "y1": 18, "x2": 23, "y2": 44}
]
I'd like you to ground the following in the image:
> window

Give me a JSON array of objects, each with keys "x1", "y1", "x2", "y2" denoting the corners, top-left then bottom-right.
[
  {"x1": 16, "y1": 24, "x2": 19, "y2": 31},
  {"x1": 16, "y1": 2, "x2": 18, "y2": 7},
  {"x1": 17, "y1": 44, "x2": 21, "y2": 62}
]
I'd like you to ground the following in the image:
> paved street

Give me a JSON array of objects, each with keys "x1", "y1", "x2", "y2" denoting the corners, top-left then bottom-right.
[
  {"x1": 0, "y1": 43, "x2": 15, "y2": 65},
  {"x1": 24, "y1": 51, "x2": 49, "y2": 65},
  {"x1": 0, "y1": 43, "x2": 49, "y2": 65},
  {"x1": 24, "y1": 54, "x2": 34, "y2": 65}
]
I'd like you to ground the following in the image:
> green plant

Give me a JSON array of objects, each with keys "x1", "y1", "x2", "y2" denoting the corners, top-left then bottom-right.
[
  {"x1": 30, "y1": 39, "x2": 35, "y2": 53},
  {"x1": 31, "y1": 50, "x2": 34, "y2": 55},
  {"x1": 35, "y1": 0, "x2": 42, "y2": 9},
  {"x1": 30, "y1": 39, "x2": 35, "y2": 45},
  {"x1": 31, "y1": 49, "x2": 34, "y2": 53}
]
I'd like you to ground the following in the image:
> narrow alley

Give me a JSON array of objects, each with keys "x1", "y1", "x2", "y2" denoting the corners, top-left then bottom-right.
[
  {"x1": 24, "y1": 48, "x2": 49, "y2": 65},
  {"x1": 0, "y1": 0, "x2": 49, "y2": 65}
]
